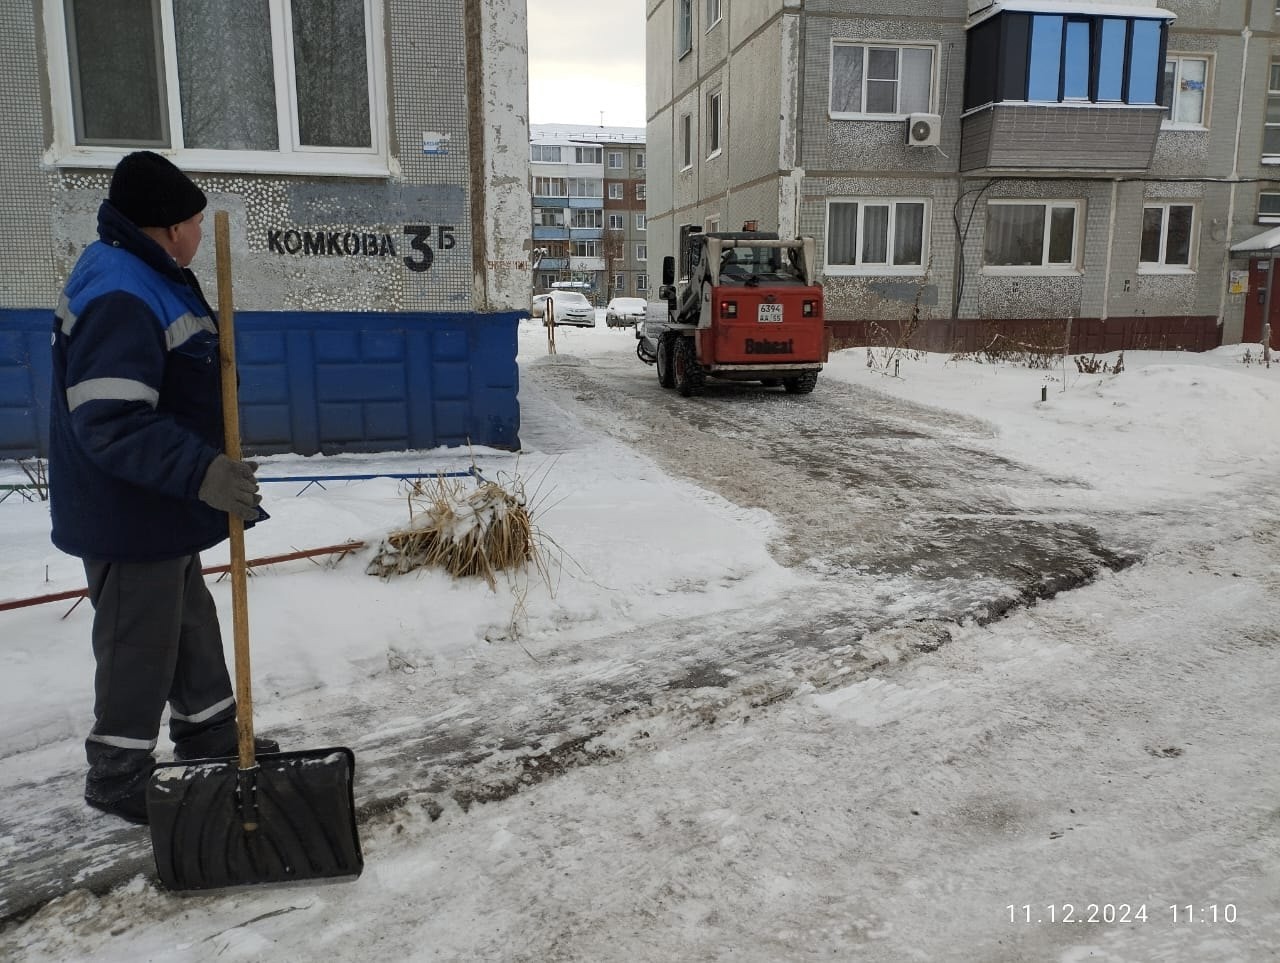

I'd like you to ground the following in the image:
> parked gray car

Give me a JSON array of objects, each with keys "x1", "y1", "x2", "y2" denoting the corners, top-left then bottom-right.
[{"x1": 605, "y1": 297, "x2": 646, "y2": 328}]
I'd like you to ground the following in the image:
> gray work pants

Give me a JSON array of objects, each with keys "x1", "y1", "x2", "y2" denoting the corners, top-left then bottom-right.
[{"x1": 82, "y1": 553, "x2": 236, "y2": 803}]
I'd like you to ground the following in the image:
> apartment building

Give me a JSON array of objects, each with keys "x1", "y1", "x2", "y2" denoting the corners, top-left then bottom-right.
[
  {"x1": 0, "y1": 0, "x2": 528, "y2": 458},
  {"x1": 646, "y1": 0, "x2": 1280, "y2": 349},
  {"x1": 531, "y1": 124, "x2": 647, "y2": 302}
]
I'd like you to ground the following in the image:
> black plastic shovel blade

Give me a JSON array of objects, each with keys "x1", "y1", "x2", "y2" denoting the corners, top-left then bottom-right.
[{"x1": 146, "y1": 748, "x2": 363, "y2": 891}]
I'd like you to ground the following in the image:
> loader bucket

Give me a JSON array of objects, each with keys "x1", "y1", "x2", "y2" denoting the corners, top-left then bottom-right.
[{"x1": 146, "y1": 748, "x2": 363, "y2": 891}]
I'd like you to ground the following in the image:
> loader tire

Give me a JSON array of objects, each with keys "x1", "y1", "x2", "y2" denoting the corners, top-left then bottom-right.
[
  {"x1": 783, "y1": 371, "x2": 818, "y2": 395},
  {"x1": 656, "y1": 334, "x2": 676, "y2": 388},
  {"x1": 760, "y1": 378, "x2": 781, "y2": 388},
  {"x1": 673, "y1": 336, "x2": 705, "y2": 397}
]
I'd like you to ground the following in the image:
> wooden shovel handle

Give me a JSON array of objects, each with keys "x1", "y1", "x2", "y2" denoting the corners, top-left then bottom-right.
[{"x1": 213, "y1": 211, "x2": 257, "y2": 773}]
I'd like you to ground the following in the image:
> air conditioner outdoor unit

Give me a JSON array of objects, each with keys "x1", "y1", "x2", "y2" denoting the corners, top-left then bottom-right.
[{"x1": 906, "y1": 113, "x2": 941, "y2": 148}]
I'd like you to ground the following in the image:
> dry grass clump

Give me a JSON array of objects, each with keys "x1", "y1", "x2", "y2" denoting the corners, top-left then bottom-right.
[{"x1": 366, "y1": 474, "x2": 536, "y2": 589}]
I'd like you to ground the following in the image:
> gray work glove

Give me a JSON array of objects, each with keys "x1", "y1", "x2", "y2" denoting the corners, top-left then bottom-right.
[{"x1": 198, "y1": 455, "x2": 262, "y2": 520}]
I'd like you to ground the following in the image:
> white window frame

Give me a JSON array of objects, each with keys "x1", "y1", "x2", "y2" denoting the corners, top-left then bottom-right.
[
  {"x1": 572, "y1": 239, "x2": 602, "y2": 258},
  {"x1": 1266, "y1": 59, "x2": 1280, "y2": 161},
  {"x1": 1162, "y1": 54, "x2": 1211, "y2": 130},
  {"x1": 982, "y1": 200, "x2": 1084, "y2": 275},
  {"x1": 1139, "y1": 202, "x2": 1197, "y2": 273},
  {"x1": 705, "y1": 216, "x2": 720, "y2": 233},
  {"x1": 1259, "y1": 191, "x2": 1280, "y2": 223},
  {"x1": 608, "y1": 151, "x2": 623, "y2": 169},
  {"x1": 828, "y1": 40, "x2": 937, "y2": 120},
  {"x1": 678, "y1": 0, "x2": 693, "y2": 58},
  {"x1": 607, "y1": 213, "x2": 625, "y2": 230},
  {"x1": 680, "y1": 114, "x2": 693, "y2": 170},
  {"x1": 575, "y1": 147, "x2": 603, "y2": 165},
  {"x1": 533, "y1": 177, "x2": 567, "y2": 197},
  {"x1": 608, "y1": 183, "x2": 624, "y2": 200},
  {"x1": 636, "y1": 273, "x2": 648, "y2": 291},
  {"x1": 636, "y1": 243, "x2": 648, "y2": 262},
  {"x1": 707, "y1": 88, "x2": 722, "y2": 158},
  {"x1": 635, "y1": 214, "x2": 647, "y2": 231},
  {"x1": 636, "y1": 184, "x2": 647, "y2": 201},
  {"x1": 613, "y1": 273, "x2": 626, "y2": 291},
  {"x1": 823, "y1": 197, "x2": 931, "y2": 277},
  {"x1": 531, "y1": 145, "x2": 562, "y2": 163},
  {"x1": 43, "y1": 0, "x2": 389, "y2": 176},
  {"x1": 706, "y1": 0, "x2": 722, "y2": 31},
  {"x1": 636, "y1": 152, "x2": 646, "y2": 169}
]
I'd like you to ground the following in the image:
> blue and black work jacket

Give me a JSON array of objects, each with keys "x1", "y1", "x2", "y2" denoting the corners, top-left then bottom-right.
[{"x1": 49, "y1": 200, "x2": 230, "y2": 562}]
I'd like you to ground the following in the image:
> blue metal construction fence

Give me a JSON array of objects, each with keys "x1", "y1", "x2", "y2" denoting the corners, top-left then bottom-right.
[{"x1": 0, "y1": 308, "x2": 521, "y2": 459}]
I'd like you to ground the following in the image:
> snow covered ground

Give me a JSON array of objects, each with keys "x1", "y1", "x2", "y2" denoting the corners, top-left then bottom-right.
[{"x1": 1, "y1": 321, "x2": 1278, "y2": 961}]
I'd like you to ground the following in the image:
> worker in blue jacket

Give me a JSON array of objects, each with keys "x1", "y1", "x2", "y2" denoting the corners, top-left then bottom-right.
[{"x1": 49, "y1": 151, "x2": 278, "y2": 825}]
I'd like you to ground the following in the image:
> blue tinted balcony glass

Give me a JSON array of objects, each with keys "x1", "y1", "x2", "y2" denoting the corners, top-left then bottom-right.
[
  {"x1": 1028, "y1": 15, "x2": 1063, "y2": 101},
  {"x1": 1128, "y1": 20, "x2": 1161, "y2": 103},
  {"x1": 1097, "y1": 19, "x2": 1126, "y2": 101},
  {"x1": 1063, "y1": 20, "x2": 1091, "y2": 99}
]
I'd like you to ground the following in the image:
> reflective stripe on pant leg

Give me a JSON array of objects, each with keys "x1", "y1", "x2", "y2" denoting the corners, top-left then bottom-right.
[
  {"x1": 167, "y1": 552, "x2": 237, "y2": 750},
  {"x1": 82, "y1": 557, "x2": 186, "y2": 794}
]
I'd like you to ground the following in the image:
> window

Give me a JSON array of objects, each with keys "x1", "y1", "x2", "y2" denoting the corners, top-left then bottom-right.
[
  {"x1": 679, "y1": 0, "x2": 692, "y2": 57},
  {"x1": 567, "y1": 178, "x2": 602, "y2": 197},
  {"x1": 637, "y1": 273, "x2": 648, "y2": 291},
  {"x1": 964, "y1": 12, "x2": 1171, "y2": 110},
  {"x1": 537, "y1": 272, "x2": 558, "y2": 288},
  {"x1": 536, "y1": 209, "x2": 564, "y2": 227},
  {"x1": 613, "y1": 273, "x2": 626, "y2": 291},
  {"x1": 636, "y1": 184, "x2": 647, "y2": 200},
  {"x1": 706, "y1": 0, "x2": 722, "y2": 29},
  {"x1": 608, "y1": 213, "x2": 624, "y2": 230},
  {"x1": 636, "y1": 152, "x2": 646, "y2": 169},
  {"x1": 705, "y1": 217, "x2": 719, "y2": 233},
  {"x1": 983, "y1": 200, "x2": 1082, "y2": 270},
  {"x1": 533, "y1": 176, "x2": 566, "y2": 196},
  {"x1": 571, "y1": 210, "x2": 602, "y2": 228},
  {"x1": 572, "y1": 240, "x2": 601, "y2": 257},
  {"x1": 1028, "y1": 15, "x2": 1160, "y2": 103},
  {"x1": 50, "y1": 0, "x2": 386, "y2": 174},
  {"x1": 636, "y1": 244, "x2": 648, "y2": 261},
  {"x1": 830, "y1": 42, "x2": 933, "y2": 117},
  {"x1": 825, "y1": 198, "x2": 929, "y2": 274},
  {"x1": 1266, "y1": 61, "x2": 1280, "y2": 157},
  {"x1": 609, "y1": 183, "x2": 624, "y2": 200},
  {"x1": 1260, "y1": 192, "x2": 1280, "y2": 223},
  {"x1": 1140, "y1": 203, "x2": 1195, "y2": 269},
  {"x1": 531, "y1": 145, "x2": 562, "y2": 162},
  {"x1": 681, "y1": 114, "x2": 692, "y2": 168},
  {"x1": 575, "y1": 147, "x2": 603, "y2": 164},
  {"x1": 636, "y1": 214, "x2": 647, "y2": 230},
  {"x1": 608, "y1": 151, "x2": 623, "y2": 169},
  {"x1": 707, "y1": 89, "x2": 722, "y2": 155},
  {"x1": 1163, "y1": 56, "x2": 1209, "y2": 126}
]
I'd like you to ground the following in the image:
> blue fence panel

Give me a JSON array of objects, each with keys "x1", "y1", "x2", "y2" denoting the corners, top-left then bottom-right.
[{"x1": 0, "y1": 308, "x2": 521, "y2": 459}]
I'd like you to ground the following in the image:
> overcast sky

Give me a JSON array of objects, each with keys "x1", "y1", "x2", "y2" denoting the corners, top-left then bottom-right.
[{"x1": 527, "y1": 1, "x2": 647, "y2": 129}]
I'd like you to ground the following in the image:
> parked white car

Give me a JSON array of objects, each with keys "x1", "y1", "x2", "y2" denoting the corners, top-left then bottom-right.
[
  {"x1": 531, "y1": 291, "x2": 595, "y2": 327},
  {"x1": 605, "y1": 297, "x2": 646, "y2": 328}
]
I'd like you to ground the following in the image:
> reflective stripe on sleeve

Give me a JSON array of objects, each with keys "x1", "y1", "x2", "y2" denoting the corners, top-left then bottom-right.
[
  {"x1": 168, "y1": 695, "x2": 234, "y2": 725},
  {"x1": 66, "y1": 378, "x2": 160, "y2": 412},
  {"x1": 56, "y1": 292, "x2": 77, "y2": 337},
  {"x1": 87, "y1": 733, "x2": 158, "y2": 751}
]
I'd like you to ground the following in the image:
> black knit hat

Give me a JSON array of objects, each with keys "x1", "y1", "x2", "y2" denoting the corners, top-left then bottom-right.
[{"x1": 108, "y1": 151, "x2": 207, "y2": 228}]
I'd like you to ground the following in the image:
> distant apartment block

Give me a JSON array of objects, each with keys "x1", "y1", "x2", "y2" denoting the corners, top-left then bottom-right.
[{"x1": 530, "y1": 124, "x2": 647, "y2": 302}]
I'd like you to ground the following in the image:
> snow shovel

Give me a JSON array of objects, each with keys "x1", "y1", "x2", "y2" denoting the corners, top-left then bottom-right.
[{"x1": 146, "y1": 211, "x2": 363, "y2": 891}]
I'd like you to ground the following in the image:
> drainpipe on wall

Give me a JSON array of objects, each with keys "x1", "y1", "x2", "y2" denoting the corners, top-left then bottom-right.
[
  {"x1": 1101, "y1": 179, "x2": 1118, "y2": 321},
  {"x1": 1218, "y1": 16, "x2": 1253, "y2": 330}
]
